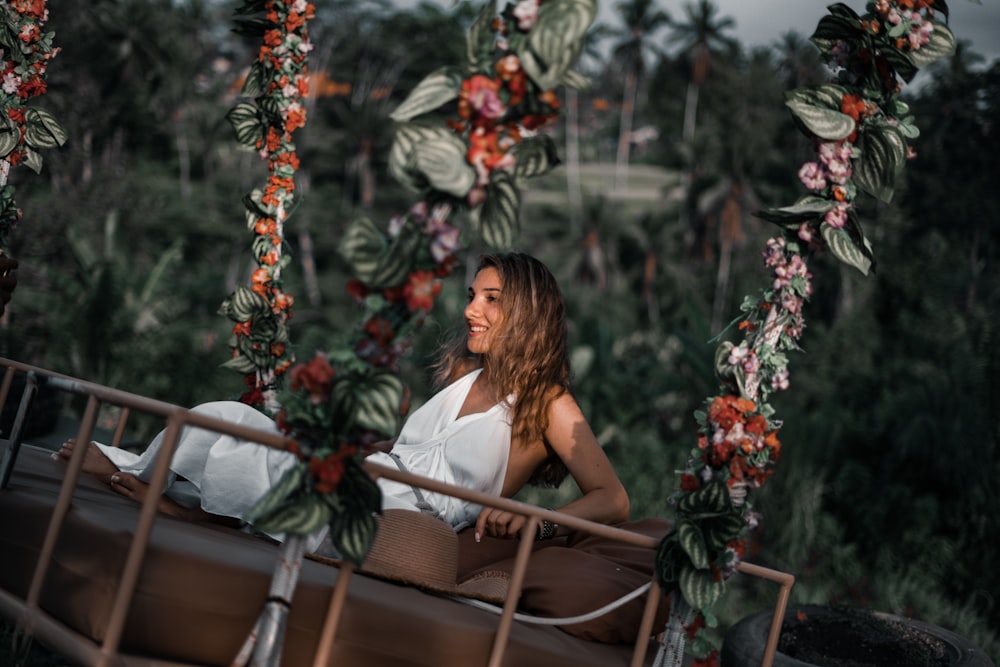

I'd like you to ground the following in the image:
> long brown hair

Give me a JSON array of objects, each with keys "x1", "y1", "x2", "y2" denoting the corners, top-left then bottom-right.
[{"x1": 431, "y1": 252, "x2": 570, "y2": 486}]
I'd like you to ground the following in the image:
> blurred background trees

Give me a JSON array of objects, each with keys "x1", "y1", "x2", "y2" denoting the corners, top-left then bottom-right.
[{"x1": 1, "y1": 0, "x2": 996, "y2": 659}]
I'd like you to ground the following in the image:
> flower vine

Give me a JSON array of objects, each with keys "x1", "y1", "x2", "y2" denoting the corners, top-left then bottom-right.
[
  {"x1": 0, "y1": 0, "x2": 66, "y2": 254},
  {"x1": 654, "y1": 1, "x2": 956, "y2": 663},
  {"x1": 241, "y1": 0, "x2": 597, "y2": 566},
  {"x1": 219, "y1": 0, "x2": 316, "y2": 412}
]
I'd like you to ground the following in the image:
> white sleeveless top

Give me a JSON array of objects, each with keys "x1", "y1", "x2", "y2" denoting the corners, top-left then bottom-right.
[{"x1": 367, "y1": 368, "x2": 513, "y2": 527}]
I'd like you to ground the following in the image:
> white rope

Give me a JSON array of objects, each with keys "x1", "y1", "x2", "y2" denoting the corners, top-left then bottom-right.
[
  {"x1": 450, "y1": 582, "x2": 652, "y2": 626},
  {"x1": 652, "y1": 597, "x2": 696, "y2": 667}
]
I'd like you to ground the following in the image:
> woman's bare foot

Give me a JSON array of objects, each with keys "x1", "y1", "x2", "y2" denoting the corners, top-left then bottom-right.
[
  {"x1": 54, "y1": 438, "x2": 240, "y2": 527},
  {"x1": 52, "y1": 438, "x2": 120, "y2": 484}
]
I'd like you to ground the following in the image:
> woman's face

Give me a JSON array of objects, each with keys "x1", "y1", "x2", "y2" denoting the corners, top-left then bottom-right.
[{"x1": 465, "y1": 267, "x2": 504, "y2": 355}]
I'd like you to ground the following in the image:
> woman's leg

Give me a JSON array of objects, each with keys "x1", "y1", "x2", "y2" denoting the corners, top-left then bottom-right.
[{"x1": 54, "y1": 439, "x2": 239, "y2": 527}]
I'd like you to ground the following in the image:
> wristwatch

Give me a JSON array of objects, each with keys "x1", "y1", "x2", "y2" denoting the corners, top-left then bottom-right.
[{"x1": 538, "y1": 519, "x2": 557, "y2": 540}]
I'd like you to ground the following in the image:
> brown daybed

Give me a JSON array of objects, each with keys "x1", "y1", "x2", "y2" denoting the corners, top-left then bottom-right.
[{"x1": 0, "y1": 359, "x2": 794, "y2": 667}]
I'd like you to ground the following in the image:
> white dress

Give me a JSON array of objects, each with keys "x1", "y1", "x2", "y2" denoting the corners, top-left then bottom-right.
[{"x1": 96, "y1": 369, "x2": 512, "y2": 537}]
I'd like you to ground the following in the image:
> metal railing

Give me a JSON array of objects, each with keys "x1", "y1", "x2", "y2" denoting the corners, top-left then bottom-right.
[{"x1": 0, "y1": 357, "x2": 795, "y2": 667}]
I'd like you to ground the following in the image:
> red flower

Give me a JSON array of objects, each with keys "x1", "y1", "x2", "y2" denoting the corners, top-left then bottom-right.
[
  {"x1": 403, "y1": 270, "x2": 441, "y2": 312},
  {"x1": 692, "y1": 650, "x2": 720, "y2": 667},
  {"x1": 310, "y1": 453, "x2": 345, "y2": 494},
  {"x1": 685, "y1": 614, "x2": 706, "y2": 640},
  {"x1": 680, "y1": 473, "x2": 700, "y2": 492},
  {"x1": 289, "y1": 353, "x2": 335, "y2": 403}
]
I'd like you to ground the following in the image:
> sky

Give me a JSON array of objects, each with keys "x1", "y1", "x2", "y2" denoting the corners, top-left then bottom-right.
[{"x1": 399, "y1": 0, "x2": 1000, "y2": 66}]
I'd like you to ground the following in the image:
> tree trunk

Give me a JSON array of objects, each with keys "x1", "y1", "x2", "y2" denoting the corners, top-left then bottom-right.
[
  {"x1": 615, "y1": 70, "x2": 637, "y2": 195},
  {"x1": 565, "y1": 86, "x2": 583, "y2": 236}
]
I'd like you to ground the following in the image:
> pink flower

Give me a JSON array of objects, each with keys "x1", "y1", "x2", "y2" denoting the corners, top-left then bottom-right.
[
  {"x1": 797, "y1": 162, "x2": 826, "y2": 191},
  {"x1": 823, "y1": 203, "x2": 849, "y2": 229},
  {"x1": 512, "y1": 0, "x2": 541, "y2": 31}
]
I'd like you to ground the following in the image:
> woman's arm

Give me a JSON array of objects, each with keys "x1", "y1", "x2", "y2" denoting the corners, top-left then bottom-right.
[
  {"x1": 475, "y1": 392, "x2": 629, "y2": 540},
  {"x1": 541, "y1": 392, "x2": 630, "y2": 526}
]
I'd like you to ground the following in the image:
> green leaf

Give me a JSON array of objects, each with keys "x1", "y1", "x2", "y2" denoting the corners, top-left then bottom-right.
[
  {"x1": 821, "y1": 222, "x2": 872, "y2": 276},
  {"x1": 678, "y1": 479, "x2": 730, "y2": 516},
  {"x1": 785, "y1": 84, "x2": 847, "y2": 111},
  {"x1": 785, "y1": 99, "x2": 856, "y2": 141},
  {"x1": 471, "y1": 170, "x2": 520, "y2": 249},
  {"x1": 825, "y1": 3, "x2": 862, "y2": 21},
  {"x1": 524, "y1": 0, "x2": 596, "y2": 87},
  {"x1": 908, "y1": 22, "x2": 957, "y2": 67},
  {"x1": 679, "y1": 564, "x2": 726, "y2": 610},
  {"x1": 390, "y1": 66, "x2": 463, "y2": 122},
  {"x1": 242, "y1": 61, "x2": 266, "y2": 98},
  {"x1": 246, "y1": 462, "x2": 308, "y2": 524},
  {"x1": 23, "y1": 108, "x2": 68, "y2": 150},
  {"x1": 412, "y1": 129, "x2": 477, "y2": 198},
  {"x1": 677, "y1": 521, "x2": 711, "y2": 570},
  {"x1": 338, "y1": 216, "x2": 423, "y2": 290},
  {"x1": 22, "y1": 147, "x2": 42, "y2": 174},
  {"x1": 655, "y1": 532, "x2": 684, "y2": 588},
  {"x1": 704, "y1": 513, "x2": 746, "y2": 552},
  {"x1": 0, "y1": 116, "x2": 18, "y2": 157},
  {"x1": 854, "y1": 124, "x2": 907, "y2": 203},
  {"x1": 338, "y1": 216, "x2": 386, "y2": 285},
  {"x1": 221, "y1": 352, "x2": 259, "y2": 374},
  {"x1": 226, "y1": 102, "x2": 264, "y2": 150},
  {"x1": 352, "y1": 371, "x2": 405, "y2": 436},
  {"x1": 810, "y1": 14, "x2": 862, "y2": 43},
  {"x1": 510, "y1": 134, "x2": 561, "y2": 180},
  {"x1": 223, "y1": 285, "x2": 271, "y2": 322},
  {"x1": 254, "y1": 493, "x2": 333, "y2": 536},
  {"x1": 330, "y1": 464, "x2": 381, "y2": 566},
  {"x1": 389, "y1": 123, "x2": 463, "y2": 193},
  {"x1": 370, "y1": 222, "x2": 424, "y2": 290},
  {"x1": 466, "y1": 0, "x2": 497, "y2": 73},
  {"x1": 755, "y1": 195, "x2": 837, "y2": 228},
  {"x1": 561, "y1": 68, "x2": 591, "y2": 91}
]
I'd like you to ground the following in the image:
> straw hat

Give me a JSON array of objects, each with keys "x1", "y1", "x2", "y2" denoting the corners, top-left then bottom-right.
[{"x1": 309, "y1": 509, "x2": 510, "y2": 604}]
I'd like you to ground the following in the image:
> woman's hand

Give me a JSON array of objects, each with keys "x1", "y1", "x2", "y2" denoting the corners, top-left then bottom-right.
[{"x1": 475, "y1": 507, "x2": 529, "y2": 541}]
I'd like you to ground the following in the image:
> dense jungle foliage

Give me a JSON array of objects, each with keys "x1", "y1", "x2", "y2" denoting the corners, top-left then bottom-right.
[{"x1": 1, "y1": 0, "x2": 997, "y2": 662}]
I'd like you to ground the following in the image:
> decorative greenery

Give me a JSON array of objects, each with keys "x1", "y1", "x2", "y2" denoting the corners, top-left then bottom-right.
[
  {"x1": 241, "y1": 0, "x2": 596, "y2": 567},
  {"x1": 218, "y1": 0, "x2": 315, "y2": 410},
  {"x1": 0, "y1": 0, "x2": 67, "y2": 253},
  {"x1": 654, "y1": 1, "x2": 956, "y2": 663}
]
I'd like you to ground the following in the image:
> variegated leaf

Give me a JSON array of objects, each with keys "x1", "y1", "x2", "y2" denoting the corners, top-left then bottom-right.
[
  {"x1": 466, "y1": 0, "x2": 498, "y2": 74},
  {"x1": 226, "y1": 102, "x2": 264, "y2": 150},
  {"x1": 677, "y1": 521, "x2": 710, "y2": 570},
  {"x1": 822, "y1": 222, "x2": 873, "y2": 276},
  {"x1": 23, "y1": 108, "x2": 68, "y2": 150},
  {"x1": 786, "y1": 99, "x2": 856, "y2": 141},
  {"x1": 679, "y1": 564, "x2": 726, "y2": 610},
  {"x1": 413, "y1": 130, "x2": 477, "y2": 198},
  {"x1": 390, "y1": 66, "x2": 463, "y2": 122},
  {"x1": 854, "y1": 124, "x2": 906, "y2": 203},
  {"x1": 511, "y1": 135, "x2": 561, "y2": 180},
  {"x1": 907, "y1": 22, "x2": 956, "y2": 67},
  {"x1": 472, "y1": 170, "x2": 520, "y2": 249}
]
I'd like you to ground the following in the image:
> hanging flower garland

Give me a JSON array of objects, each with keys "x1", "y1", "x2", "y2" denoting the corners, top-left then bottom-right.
[
  {"x1": 654, "y1": 2, "x2": 956, "y2": 664},
  {"x1": 218, "y1": 0, "x2": 316, "y2": 412},
  {"x1": 0, "y1": 0, "x2": 67, "y2": 254},
  {"x1": 243, "y1": 0, "x2": 597, "y2": 567}
]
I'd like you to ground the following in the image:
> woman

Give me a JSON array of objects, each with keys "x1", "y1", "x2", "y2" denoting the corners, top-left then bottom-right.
[{"x1": 55, "y1": 252, "x2": 629, "y2": 544}]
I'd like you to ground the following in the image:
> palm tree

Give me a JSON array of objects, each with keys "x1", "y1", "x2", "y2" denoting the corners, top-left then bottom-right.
[
  {"x1": 670, "y1": 0, "x2": 737, "y2": 144},
  {"x1": 668, "y1": 0, "x2": 736, "y2": 260},
  {"x1": 609, "y1": 0, "x2": 670, "y2": 195}
]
